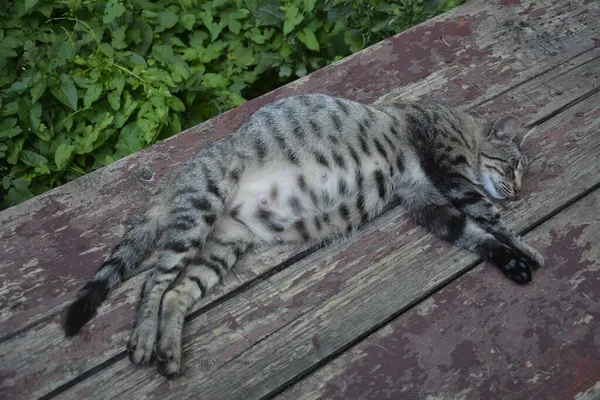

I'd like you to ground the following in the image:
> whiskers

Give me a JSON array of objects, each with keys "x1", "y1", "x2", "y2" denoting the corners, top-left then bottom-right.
[{"x1": 520, "y1": 125, "x2": 538, "y2": 147}]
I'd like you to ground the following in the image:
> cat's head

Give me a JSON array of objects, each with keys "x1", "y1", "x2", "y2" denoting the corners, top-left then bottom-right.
[{"x1": 478, "y1": 116, "x2": 529, "y2": 200}]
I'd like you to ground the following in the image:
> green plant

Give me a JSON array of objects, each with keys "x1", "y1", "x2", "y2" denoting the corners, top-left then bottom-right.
[{"x1": 0, "y1": 0, "x2": 465, "y2": 209}]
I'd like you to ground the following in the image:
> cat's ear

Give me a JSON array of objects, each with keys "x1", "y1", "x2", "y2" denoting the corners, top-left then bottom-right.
[{"x1": 489, "y1": 115, "x2": 520, "y2": 141}]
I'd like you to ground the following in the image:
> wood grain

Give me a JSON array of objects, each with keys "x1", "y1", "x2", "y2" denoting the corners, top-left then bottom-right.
[
  {"x1": 51, "y1": 79, "x2": 600, "y2": 400},
  {"x1": 277, "y1": 174, "x2": 600, "y2": 400}
]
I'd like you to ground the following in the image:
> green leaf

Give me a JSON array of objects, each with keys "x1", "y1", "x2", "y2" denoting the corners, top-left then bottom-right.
[
  {"x1": 7, "y1": 77, "x2": 32, "y2": 93},
  {"x1": 283, "y1": 6, "x2": 304, "y2": 35},
  {"x1": 254, "y1": 1, "x2": 285, "y2": 26},
  {"x1": 249, "y1": 27, "x2": 266, "y2": 44},
  {"x1": 303, "y1": 0, "x2": 316, "y2": 12},
  {"x1": 7, "y1": 138, "x2": 24, "y2": 164},
  {"x1": 103, "y1": 0, "x2": 126, "y2": 24},
  {"x1": 107, "y1": 91, "x2": 121, "y2": 111},
  {"x1": 228, "y1": 19, "x2": 241, "y2": 34},
  {"x1": 170, "y1": 59, "x2": 191, "y2": 81},
  {"x1": 54, "y1": 143, "x2": 74, "y2": 170},
  {"x1": 7, "y1": 178, "x2": 34, "y2": 205},
  {"x1": 199, "y1": 11, "x2": 226, "y2": 41},
  {"x1": 84, "y1": 84, "x2": 103, "y2": 107},
  {"x1": 99, "y1": 42, "x2": 115, "y2": 58},
  {"x1": 280, "y1": 42, "x2": 292, "y2": 58},
  {"x1": 25, "y1": 0, "x2": 38, "y2": 11},
  {"x1": 75, "y1": 125, "x2": 99, "y2": 154},
  {"x1": 29, "y1": 102, "x2": 42, "y2": 131},
  {"x1": 202, "y1": 73, "x2": 228, "y2": 88},
  {"x1": 158, "y1": 9, "x2": 179, "y2": 29},
  {"x1": 57, "y1": 41, "x2": 75, "y2": 62},
  {"x1": 93, "y1": 112, "x2": 115, "y2": 133},
  {"x1": 20, "y1": 150, "x2": 48, "y2": 167},
  {"x1": 0, "y1": 117, "x2": 22, "y2": 139},
  {"x1": 297, "y1": 28, "x2": 319, "y2": 51},
  {"x1": 279, "y1": 64, "x2": 292, "y2": 77},
  {"x1": 51, "y1": 74, "x2": 78, "y2": 111},
  {"x1": 181, "y1": 14, "x2": 195, "y2": 30},
  {"x1": 344, "y1": 30, "x2": 364, "y2": 53},
  {"x1": 167, "y1": 96, "x2": 185, "y2": 112},
  {"x1": 111, "y1": 26, "x2": 128, "y2": 50},
  {"x1": 34, "y1": 123, "x2": 51, "y2": 142},
  {"x1": 30, "y1": 78, "x2": 47, "y2": 103},
  {"x1": 1, "y1": 101, "x2": 18, "y2": 117}
]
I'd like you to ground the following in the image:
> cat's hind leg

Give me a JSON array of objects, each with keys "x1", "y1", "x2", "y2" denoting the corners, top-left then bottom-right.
[{"x1": 155, "y1": 216, "x2": 255, "y2": 377}]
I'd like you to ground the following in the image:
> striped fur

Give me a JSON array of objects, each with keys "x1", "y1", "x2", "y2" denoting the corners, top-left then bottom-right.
[{"x1": 63, "y1": 94, "x2": 543, "y2": 377}]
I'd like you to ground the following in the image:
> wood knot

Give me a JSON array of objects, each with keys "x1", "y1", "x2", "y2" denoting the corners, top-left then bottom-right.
[
  {"x1": 574, "y1": 129, "x2": 586, "y2": 140},
  {"x1": 137, "y1": 167, "x2": 154, "y2": 182},
  {"x1": 201, "y1": 358, "x2": 216, "y2": 372}
]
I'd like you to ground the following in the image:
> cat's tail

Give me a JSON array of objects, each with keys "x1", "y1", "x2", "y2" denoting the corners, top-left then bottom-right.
[{"x1": 63, "y1": 207, "x2": 164, "y2": 336}]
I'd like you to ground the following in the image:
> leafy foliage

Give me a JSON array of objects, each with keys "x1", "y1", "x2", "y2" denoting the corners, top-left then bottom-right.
[{"x1": 0, "y1": 0, "x2": 465, "y2": 209}]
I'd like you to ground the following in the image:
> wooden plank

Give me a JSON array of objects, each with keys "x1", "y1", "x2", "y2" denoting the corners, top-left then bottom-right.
[
  {"x1": 49, "y1": 77, "x2": 600, "y2": 400},
  {"x1": 0, "y1": 0, "x2": 599, "y2": 398},
  {"x1": 1, "y1": 0, "x2": 598, "y2": 342},
  {"x1": 276, "y1": 179, "x2": 600, "y2": 400}
]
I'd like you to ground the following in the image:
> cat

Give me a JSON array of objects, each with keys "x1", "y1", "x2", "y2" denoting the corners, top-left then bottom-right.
[{"x1": 63, "y1": 93, "x2": 544, "y2": 377}]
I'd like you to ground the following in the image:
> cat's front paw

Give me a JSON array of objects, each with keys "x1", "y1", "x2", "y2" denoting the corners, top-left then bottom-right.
[
  {"x1": 127, "y1": 320, "x2": 158, "y2": 365},
  {"x1": 487, "y1": 243, "x2": 537, "y2": 285},
  {"x1": 156, "y1": 332, "x2": 182, "y2": 378}
]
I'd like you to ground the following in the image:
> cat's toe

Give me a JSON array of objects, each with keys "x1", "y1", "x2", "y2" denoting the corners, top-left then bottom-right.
[
  {"x1": 156, "y1": 335, "x2": 182, "y2": 378},
  {"x1": 127, "y1": 323, "x2": 158, "y2": 365}
]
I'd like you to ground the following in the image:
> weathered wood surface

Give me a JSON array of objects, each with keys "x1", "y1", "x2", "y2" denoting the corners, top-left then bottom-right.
[
  {"x1": 1, "y1": 0, "x2": 597, "y2": 340},
  {"x1": 0, "y1": 0, "x2": 599, "y2": 399},
  {"x1": 277, "y1": 178, "x2": 600, "y2": 400},
  {"x1": 53, "y1": 78, "x2": 600, "y2": 400}
]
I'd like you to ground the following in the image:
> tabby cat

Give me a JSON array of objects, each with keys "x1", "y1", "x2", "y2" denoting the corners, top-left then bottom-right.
[{"x1": 63, "y1": 94, "x2": 543, "y2": 377}]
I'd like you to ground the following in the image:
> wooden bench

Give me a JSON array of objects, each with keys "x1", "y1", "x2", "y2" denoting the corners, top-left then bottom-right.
[{"x1": 2, "y1": 0, "x2": 600, "y2": 398}]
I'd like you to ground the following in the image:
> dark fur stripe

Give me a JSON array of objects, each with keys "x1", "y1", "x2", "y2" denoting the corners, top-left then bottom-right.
[
  {"x1": 295, "y1": 220, "x2": 310, "y2": 242},
  {"x1": 356, "y1": 193, "x2": 369, "y2": 224},
  {"x1": 297, "y1": 175, "x2": 307, "y2": 192},
  {"x1": 348, "y1": 144, "x2": 361, "y2": 166},
  {"x1": 331, "y1": 112, "x2": 342, "y2": 131},
  {"x1": 374, "y1": 170, "x2": 386, "y2": 199},
  {"x1": 172, "y1": 215, "x2": 196, "y2": 230},
  {"x1": 339, "y1": 203, "x2": 350, "y2": 221},
  {"x1": 209, "y1": 255, "x2": 229, "y2": 272},
  {"x1": 396, "y1": 155, "x2": 405, "y2": 173},
  {"x1": 256, "y1": 209, "x2": 284, "y2": 232},
  {"x1": 189, "y1": 276, "x2": 207, "y2": 296},
  {"x1": 309, "y1": 119, "x2": 322, "y2": 137},
  {"x1": 338, "y1": 178, "x2": 349, "y2": 196},
  {"x1": 203, "y1": 213, "x2": 217, "y2": 225},
  {"x1": 335, "y1": 98, "x2": 350, "y2": 115},
  {"x1": 359, "y1": 136, "x2": 371, "y2": 155},
  {"x1": 165, "y1": 240, "x2": 188, "y2": 253},
  {"x1": 289, "y1": 196, "x2": 304, "y2": 213},
  {"x1": 314, "y1": 216, "x2": 322, "y2": 231},
  {"x1": 373, "y1": 138, "x2": 389, "y2": 161},
  {"x1": 191, "y1": 197, "x2": 212, "y2": 211},
  {"x1": 314, "y1": 151, "x2": 330, "y2": 168},
  {"x1": 332, "y1": 151, "x2": 346, "y2": 169}
]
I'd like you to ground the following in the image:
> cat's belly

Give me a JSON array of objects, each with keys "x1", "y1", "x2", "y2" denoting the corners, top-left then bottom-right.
[{"x1": 226, "y1": 155, "x2": 389, "y2": 243}]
